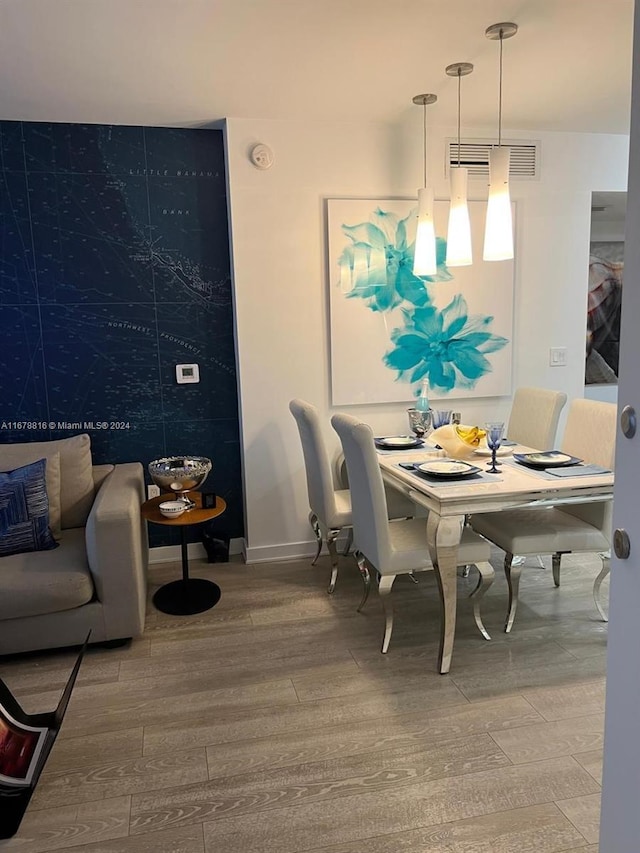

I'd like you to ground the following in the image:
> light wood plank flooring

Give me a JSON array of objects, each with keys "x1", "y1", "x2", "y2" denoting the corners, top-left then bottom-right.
[{"x1": 0, "y1": 546, "x2": 608, "y2": 852}]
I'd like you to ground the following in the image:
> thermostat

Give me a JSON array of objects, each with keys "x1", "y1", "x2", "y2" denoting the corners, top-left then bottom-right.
[{"x1": 176, "y1": 363, "x2": 200, "y2": 384}]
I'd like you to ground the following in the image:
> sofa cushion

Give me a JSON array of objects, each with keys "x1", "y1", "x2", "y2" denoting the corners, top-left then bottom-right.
[
  {"x1": 0, "y1": 434, "x2": 94, "y2": 530},
  {"x1": 0, "y1": 448, "x2": 62, "y2": 539},
  {"x1": 0, "y1": 528, "x2": 94, "y2": 620},
  {"x1": 0, "y1": 459, "x2": 58, "y2": 559}
]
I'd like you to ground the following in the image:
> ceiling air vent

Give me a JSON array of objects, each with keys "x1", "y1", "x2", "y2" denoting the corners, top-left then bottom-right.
[{"x1": 445, "y1": 138, "x2": 540, "y2": 180}]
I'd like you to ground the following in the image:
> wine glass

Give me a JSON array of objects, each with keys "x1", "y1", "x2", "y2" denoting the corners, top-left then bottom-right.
[
  {"x1": 484, "y1": 422, "x2": 505, "y2": 474},
  {"x1": 431, "y1": 410, "x2": 453, "y2": 430},
  {"x1": 407, "y1": 407, "x2": 431, "y2": 439}
]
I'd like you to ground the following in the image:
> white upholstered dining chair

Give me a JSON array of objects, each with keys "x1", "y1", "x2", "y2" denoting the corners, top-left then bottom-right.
[
  {"x1": 506, "y1": 386, "x2": 568, "y2": 450},
  {"x1": 507, "y1": 386, "x2": 568, "y2": 570},
  {"x1": 331, "y1": 412, "x2": 495, "y2": 653},
  {"x1": 470, "y1": 398, "x2": 616, "y2": 632},
  {"x1": 289, "y1": 399, "x2": 419, "y2": 594}
]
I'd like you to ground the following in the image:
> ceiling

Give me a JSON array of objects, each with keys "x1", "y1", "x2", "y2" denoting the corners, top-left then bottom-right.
[
  {"x1": 592, "y1": 190, "x2": 627, "y2": 224},
  {"x1": 0, "y1": 0, "x2": 634, "y2": 133}
]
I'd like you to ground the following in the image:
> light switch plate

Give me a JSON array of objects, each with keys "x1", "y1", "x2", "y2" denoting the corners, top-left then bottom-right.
[
  {"x1": 549, "y1": 347, "x2": 567, "y2": 367},
  {"x1": 176, "y1": 363, "x2": 200, "y2": 383}
]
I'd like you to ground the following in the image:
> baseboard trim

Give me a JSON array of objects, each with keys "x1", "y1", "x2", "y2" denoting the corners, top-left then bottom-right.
[
  {"x1": 243, "y1": 534, "x2": 350, "y2": 564},
  {"x1": 150, "y1": 535, "x2": 352, "y2": 566},
  {"x1": 149, "y1": 537, "x2": 244, "y2": 564}
]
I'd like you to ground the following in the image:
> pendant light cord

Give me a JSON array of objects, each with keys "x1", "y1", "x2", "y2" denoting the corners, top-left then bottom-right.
[
  {"x1": 422, "y1": 102, "x2": 427, "y2": 188},
  {"x1": 498, "y1": 29, "x2": 504, "y2": 147},
  {"x1": 457, "y1": 70, "x2": 462, "y2": 166}
]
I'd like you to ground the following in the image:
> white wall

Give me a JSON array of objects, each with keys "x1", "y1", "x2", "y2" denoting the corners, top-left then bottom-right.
[
  {"x1": 225, "y1": 115, "x2": 628, "y2": 561},
  {"x1": 591, "y1": 220, "x2": 626, "y2": 241}
]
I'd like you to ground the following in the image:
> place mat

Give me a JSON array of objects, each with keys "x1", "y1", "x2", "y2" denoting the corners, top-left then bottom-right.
[
  {"x1": 395, "y1": 462, "x2": 503, "y2": 486},
  {"x1": 546, "y1": 463, "x2": 612, "y2": 478},
  {"x1": 503, "y1": 457, "x2": 611, "y2": 480}
]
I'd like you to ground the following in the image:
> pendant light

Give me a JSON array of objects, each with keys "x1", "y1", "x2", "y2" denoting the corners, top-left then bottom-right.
[
  {"x1": 412, "y1": 93, "x2": 438, "y2": 277},
  {"x1": 483, "y1": 22, "x2": 518, "y2": 262},
  {"x1": 445, "y1": 62, "x2": 474, "y2": 267}
]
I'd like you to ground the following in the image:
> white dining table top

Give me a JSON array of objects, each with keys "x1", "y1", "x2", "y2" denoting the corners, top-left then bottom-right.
[{"x1": 377, "y1": 445, "x2": 614, "y2": 518}]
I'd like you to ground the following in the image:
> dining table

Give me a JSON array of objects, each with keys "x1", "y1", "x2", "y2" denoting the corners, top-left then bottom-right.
[{"x1": 377, "y1": 442, "x2": 614, "y2": 674}]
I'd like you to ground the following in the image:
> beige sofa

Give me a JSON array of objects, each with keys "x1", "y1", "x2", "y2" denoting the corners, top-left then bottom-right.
[{"x1": 0, "y1": 434, "x2": 148, "y2": 656}]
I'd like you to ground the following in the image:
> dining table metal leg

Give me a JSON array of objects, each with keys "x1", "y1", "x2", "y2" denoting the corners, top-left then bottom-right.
[{"x1": 426, "y1": 512, "x2": 464, "y2": 674}]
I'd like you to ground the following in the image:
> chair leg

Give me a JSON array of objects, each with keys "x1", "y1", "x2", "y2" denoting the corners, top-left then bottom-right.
[
  {"x1": 309, "y1": 513, "x2": 322, "y2": 565},
  {"x1": 355, "y1": 551, "x2": 371, "y2": 612},
  {"x1": 512, "y1": 555, "x2": 545, "y2": 568},
  {"x1": 326, "y1": 528, "x2": 341, "y2": 594},
  {"x1": 504, "y1": 552, "x2": 522, "y2": 633},
  {"x1": 552, "y1": 552, "x2": 562, "y2": 588},
  {"x1": 378, "y1": 574, "x2": 396, "y2": 654},
  {"x1": 469, "y1": 561, "x2": 495, "y2": 640},
  {"x1": 594, "y1": 552, "x2": 611, "y2": 622},
  {"x1": 408, "y1": 572, "x2": 420, "y2": 584},
  {"x1": 342, "y1": 528, "x2": 353, "y2": 557}
]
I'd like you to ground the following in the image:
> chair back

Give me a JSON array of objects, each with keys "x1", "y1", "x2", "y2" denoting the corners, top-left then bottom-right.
[
  {"x1": 331, "y1": 413, "x2": 391, "y2": 570},
  {"x1": 289, "y1": 399, "x2": 339, "y2": 524},
  {"x1": 507, "y1": 386, "x2": 568, "y2": 450},
  {"x1": 561, "y1": 398, "x2": 617, "y2": 468},
  {"x1": 561, "y1": 398, "x2": 617, "y2": 533}
]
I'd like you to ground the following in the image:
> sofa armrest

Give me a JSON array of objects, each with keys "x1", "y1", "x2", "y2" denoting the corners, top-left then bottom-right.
[{"x1": 85, "y1": 462, "x2": 149, "y2": 639}]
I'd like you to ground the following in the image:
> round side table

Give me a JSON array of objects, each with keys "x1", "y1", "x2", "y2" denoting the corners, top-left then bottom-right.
[{"x1": 142, "y1": 492, "x2": 227, "y2": 615}]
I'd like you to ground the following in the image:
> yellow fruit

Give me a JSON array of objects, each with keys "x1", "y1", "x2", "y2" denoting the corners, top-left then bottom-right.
[{"x1": 455, "y1": 425, "x2": 486, "y2": 447}]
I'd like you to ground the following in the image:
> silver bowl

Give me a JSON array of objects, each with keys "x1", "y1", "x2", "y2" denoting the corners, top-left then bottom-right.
[{"x1": 148, "y1": 456, "x2": 212, "y2": 509}]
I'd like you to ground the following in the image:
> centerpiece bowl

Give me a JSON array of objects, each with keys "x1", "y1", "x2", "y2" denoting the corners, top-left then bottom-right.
[
  {"x1": 148, "y1": 456, "x2": 212, "y2": 509},
  {"x1": 429, "y1": 425, "x2": 486, "y2": 460}
]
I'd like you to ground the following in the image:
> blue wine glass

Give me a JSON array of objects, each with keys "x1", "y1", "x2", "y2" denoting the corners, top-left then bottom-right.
[
  {"x1": 485, "y1": 421, "x2": 505, "y2": 474},
  {"x1": 431, "y1": 410, "x2": 453, "y2": 430}
]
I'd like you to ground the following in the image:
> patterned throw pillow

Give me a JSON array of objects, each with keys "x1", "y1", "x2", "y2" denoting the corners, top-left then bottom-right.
[{"x1": 0, "y1": 459, "x2": 58, "y2": 558}]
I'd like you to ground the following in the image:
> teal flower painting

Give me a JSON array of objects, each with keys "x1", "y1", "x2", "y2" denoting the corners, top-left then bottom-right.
[
  {"x1": 338, "y1": 207, "x2": 452, "y2": 312},
  {"x1": 327, "y1": 198, "x2": 513, "y2": 406},
  {"x1": 384, "y1": 295, "x2": 508, "y2": 393}
]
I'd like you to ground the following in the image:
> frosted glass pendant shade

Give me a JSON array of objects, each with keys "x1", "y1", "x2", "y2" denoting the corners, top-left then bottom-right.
[
  {"x1": 413, "y1": 187, "x2": 437, "y2": 276},
  {"x1": 483, "y1": 146, "x2": 513, "y2": 261},
  {"x1": 446, "y1": 166, "x2": 472, "y2": 266}
]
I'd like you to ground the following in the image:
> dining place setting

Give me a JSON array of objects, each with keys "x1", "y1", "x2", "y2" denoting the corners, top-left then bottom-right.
[
  {"x1": 374, "y1": 408, "x2": 523, "y2": 485},
  {"x1": 376, "y1": 403, "x2": 616, "y2": 487}
]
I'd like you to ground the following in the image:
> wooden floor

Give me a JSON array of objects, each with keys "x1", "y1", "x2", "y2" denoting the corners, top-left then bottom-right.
[{"x1": 0, "y1": 546, "x2": 608, "y2": 852}]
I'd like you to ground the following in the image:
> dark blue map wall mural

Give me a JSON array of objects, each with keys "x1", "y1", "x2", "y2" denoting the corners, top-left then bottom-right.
[{"x1": 0, "y1": 121, "x2": 243, "y2": 547}]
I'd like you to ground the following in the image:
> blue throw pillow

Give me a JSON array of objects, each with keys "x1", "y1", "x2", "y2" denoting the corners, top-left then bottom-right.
[{"x1": 0, "y1": 458, "x2": 58, "y2": 558}]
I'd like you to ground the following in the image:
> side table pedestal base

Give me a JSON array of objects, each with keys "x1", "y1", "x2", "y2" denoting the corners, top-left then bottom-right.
[{"x1": 153, "y1": 578, "x2": 221, "y2": 615}]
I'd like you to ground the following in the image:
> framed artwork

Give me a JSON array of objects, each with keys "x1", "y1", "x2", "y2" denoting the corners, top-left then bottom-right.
[
  {"x1": 586, "y1": 242, "x2": 623, "y2": 385},
  {"x1": 327, "y1": 198, "x2": 514, "y2": 405}
]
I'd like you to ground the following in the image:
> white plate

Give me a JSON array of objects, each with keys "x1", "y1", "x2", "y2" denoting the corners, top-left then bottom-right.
[
  {"x1": 522, "y1": 451, "x2": 573, "y2": 465},
  {"x1": 377, "y1": 436, "x2": 421, "y2": 447},
  {"x1": 474, "y1": 446, "x2": 513, "y2": 457},
  {"x1": 417, "y1": 460, "x2": 479, "y2": 476}
]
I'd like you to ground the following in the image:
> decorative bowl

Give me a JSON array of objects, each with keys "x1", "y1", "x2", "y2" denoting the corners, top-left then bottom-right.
[
  {"x1": 158, "y1": 500, "x2": 186, "y2": 519},
  {"x1": 430, "y1": 425, "x2": 486, "y2": 460},
  {"x1": 149, "y1": 456, "x2": 212, "y2": 508},
  {"x1": 149, "y1": 456, "x2": 212, "y2": 491}
]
